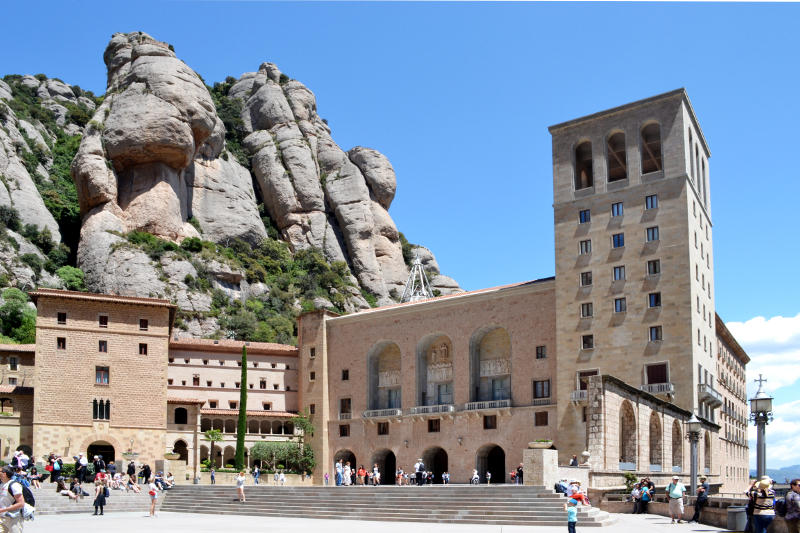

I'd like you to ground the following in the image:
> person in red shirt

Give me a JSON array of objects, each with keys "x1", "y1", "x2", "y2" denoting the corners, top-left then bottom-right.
[{"x1": 356, "y1": 466, "x2": 367, "y2": 486}]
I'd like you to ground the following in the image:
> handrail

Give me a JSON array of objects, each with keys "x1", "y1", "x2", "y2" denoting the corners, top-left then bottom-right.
[
  {"x1": 463, "y1": 399, "x2": 511, "y2": 411},
  {"x1": 406, "y1": 404, "x2": 455, "y2": 415},
  {"x1": 362, "y1": 408, "x2": 402, "y2": 418}
]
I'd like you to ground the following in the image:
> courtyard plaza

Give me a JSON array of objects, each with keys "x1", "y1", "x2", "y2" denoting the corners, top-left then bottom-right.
[{"x1": 27, "y1": 512, "x2": 732, "y2": 533}]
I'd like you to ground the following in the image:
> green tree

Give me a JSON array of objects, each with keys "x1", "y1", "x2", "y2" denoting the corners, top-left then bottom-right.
[
  {"x1": 234, "y1": 344, "x2": 248, "y2": 470},
  {"x1": 292, "y1": 410, "x2": 316, "y2": 473},
  {"x1": 0, "y1": 289, "x2": 36, "y2": 344},
  {"x1": 55, "y1": 266, "x2": 86, "y2": 291},
  {"x1": 203, "y1": 429, "x2": 223, "y2": 468},
  {"x1": 250, "y1": 441, "x2": 297, "y2": 472}
]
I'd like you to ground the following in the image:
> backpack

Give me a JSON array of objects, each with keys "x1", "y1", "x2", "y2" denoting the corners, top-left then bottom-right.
[
  {"x1": 9, "y1": 482, "x2": 35, "y2": 520},
  {"x1": 774, "y1": 498, "x2": 787, "y2": 517}
]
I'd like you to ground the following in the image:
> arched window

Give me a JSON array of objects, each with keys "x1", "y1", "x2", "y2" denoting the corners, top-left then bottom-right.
[
  {"x1": 574, "y1": 142, "x2": 593, "y2": 190},
  {"x1": 671, "y1": 420, "x2": 683, "y2": 470},
  {"x1": 704, "y1": 431, "x2": 712, "y2": 472},
  {"x1": 649, "y1": 412, "x2": 662, "y2": 469},
  {"x1": 641, "y1": 123, "x2": 662, "y2": 174},
  {"x1": 619, "y1": 401, "x2": 637, "y2": 469},
  {"x1": 606, "y1": 132, "x2": 627, "y2": 182},
  {"x1": 174, "y1": 407, "x2": 188, "y2": 425}
]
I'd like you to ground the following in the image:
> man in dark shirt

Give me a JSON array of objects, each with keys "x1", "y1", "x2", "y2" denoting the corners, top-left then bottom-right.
[
  {"x1": 516, "y1": 464, "x2": 524, "y2": 485},
  {"x1": 690, "y1": 475, "x2": 710, "y2": 523}
]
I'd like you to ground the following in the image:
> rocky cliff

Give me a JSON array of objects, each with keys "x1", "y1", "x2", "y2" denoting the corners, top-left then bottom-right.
[{"x1": 0, "y1": 31, "x2": 460, "y2": 342}]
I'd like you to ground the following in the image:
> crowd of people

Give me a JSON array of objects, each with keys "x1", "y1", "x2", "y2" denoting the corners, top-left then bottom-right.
[{"x1": 329, "y1": 459, "x2": 523, "y2": 487}]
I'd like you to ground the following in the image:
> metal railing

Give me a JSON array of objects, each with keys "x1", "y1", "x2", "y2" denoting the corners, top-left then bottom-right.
[
  {"x1": 463, "y1": 399, "x2": 511, "y2": 411},
  {"x1": 406, "y1": 404, "x2": 455, "y2": 415},
  {"x1": 362, "y1": 408, "x2": 403, "y2": 418},
  {"x1": 640, "y1": 382, "x2": 675, "y2": 395},
  {"x1": 698, "y1": 383, "x2": 723, "y2": 405},
  {"x1": 338, "y1": 412, "x2": 351, "y2": 420},
  {"x1": 570, "y1": 390, "x2": 588, "y2": 402},
  {"x1": 532, "y1": 398, "x2": 553, "y2": 406}
]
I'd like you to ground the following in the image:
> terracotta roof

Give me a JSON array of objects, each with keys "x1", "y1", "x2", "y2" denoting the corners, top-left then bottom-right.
[
  {"x1": 200, "y1": 408, "x2": 297, "y2": 418},
  {"x1": 0, "y1": 386, "x2": 33, "y2": 395},
  {"x1": 29, "y1": 289, "x2": 176, "y2": 308},
  {"x1": 169, "y1": 338, "x2": 297, "y2": 355},
  {"x1": 0, "y1": 344, "x2": 35, "y2": 353},
  {"x1": 167, "y1": 397, "x2": 205, "y2": 404}
]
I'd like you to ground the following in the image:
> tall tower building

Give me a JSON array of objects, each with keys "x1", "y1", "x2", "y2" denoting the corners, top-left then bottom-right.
[{"x1": 549, "y1": 90, "x2": 721, "y2": 460}]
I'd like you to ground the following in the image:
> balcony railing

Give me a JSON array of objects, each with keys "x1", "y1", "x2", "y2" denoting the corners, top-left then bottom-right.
[
  {"x1": 362, "y1": 408, "x2": 402, "y2": 418},
  {"x1": 463, "y1": 399, "x2": 511, "y2": 411},
  {"x1": 406, "y1": 404, "x2": 455, "y2": 415},
  {"x1": 570, "y1": 390, "x2": 588, "y2": 402},
  {"x1": 640, "y1": 382, "x2": 675, "y2": 395},
  {"x1": 698, "y1": 383, "x2": 723, "y2": 407},
  {"x1": 338, "y1": 412, "x2": 351, "y2": 420},
  {"x1": 532, "y1": 398, "x2": 553, "y2": 406}
]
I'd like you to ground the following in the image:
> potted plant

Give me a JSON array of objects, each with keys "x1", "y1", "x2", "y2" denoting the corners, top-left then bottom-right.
[
  {"x1": 528, "y1": 439, "x2": 554, "y2": 449},
  {"x1": 164, "y1": 452, "x2": 180, "y2": 460}
]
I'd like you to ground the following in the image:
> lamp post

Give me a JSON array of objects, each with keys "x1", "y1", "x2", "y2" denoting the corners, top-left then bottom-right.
[
  {"x1": 685, "y1": 413, "x2": 702, "y2": 497},
  {"x1": 749, "y1": 374, "x2": 773, "y2": 480}
]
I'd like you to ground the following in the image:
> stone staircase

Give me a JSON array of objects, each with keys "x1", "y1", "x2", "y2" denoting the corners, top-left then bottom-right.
[
  {"x1": 31, "y1": 485, "x2": 162, "y2": 515},
  {"x1": 160, "y1": 485, "x2": 615, "y2": 526}
]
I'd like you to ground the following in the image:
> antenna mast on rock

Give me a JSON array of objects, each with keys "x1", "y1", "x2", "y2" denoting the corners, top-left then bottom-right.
[{"x1": 401, "y1": 249, "x2": 434, "y2": 303}]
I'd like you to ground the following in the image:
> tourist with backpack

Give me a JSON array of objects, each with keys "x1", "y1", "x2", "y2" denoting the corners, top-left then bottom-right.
[
  {"x1": 0, "y1": 465, "x2": 28, "y2": 532},
  {"x1": 785, "y1": 478, "x2": 800, "y2": 533},
  {"x1": 748, "y1": 476, "x2": 776, "y2": 533}
]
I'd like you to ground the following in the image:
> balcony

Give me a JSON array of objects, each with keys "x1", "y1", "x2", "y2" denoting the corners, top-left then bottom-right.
[
  {"x1": 406, "y1": 404, "x2": 455, "y2": 416},
  {"x1": 570, "y1": 390, "x2": 588, "y2": 403},
  {"x1": 532, "y1": 398, "x2": 553, "y2": 406},
  {"x1": 697, "y1": 383, "x2": 723, "y2": 408},
  {"x1": 338, "y1": 412, "x2": 351, "y2": 420},
  {"x1": 362, "y1": 408, "x2": 402, "y2": 419},
  {"x1": 463, "y1": 399, "x2": 511, "y2": 411},
  {"x1": 640, "y1": 382, "x2": 675, "y2": 395}
]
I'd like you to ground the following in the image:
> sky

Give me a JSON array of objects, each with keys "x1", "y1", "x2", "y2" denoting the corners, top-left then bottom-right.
[{"x1": 2, "y1": 1, "x2": 798, "y2": 469}]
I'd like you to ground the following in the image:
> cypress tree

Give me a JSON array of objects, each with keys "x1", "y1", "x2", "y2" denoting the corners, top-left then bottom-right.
[{"x1": 234, "y1": 344, "x2": 248, "y2": 469}]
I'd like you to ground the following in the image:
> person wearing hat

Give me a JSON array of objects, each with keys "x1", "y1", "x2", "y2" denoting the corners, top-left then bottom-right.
[
  {"x1": 666, "y1": 475, "x2": 687, "y2": 523},
  {"x1": 786, "y1": 478, "x2": 800, "y2": 533},
  {"x1": 689, "y1": 474, "x2": 710, "y2": 523},
  {"x1": 564, "y1": 498, "x2": 579, "y2": 533},
  {"x1": 747, "y1": 476, "x2": 775, "y2": 533}
]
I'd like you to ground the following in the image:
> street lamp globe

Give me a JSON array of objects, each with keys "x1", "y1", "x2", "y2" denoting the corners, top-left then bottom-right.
[
  {"x1": 749, "y1": 393, "x2": 773, "y2": 417},
  {"x1": 686, "y1": 413, "x2": 702, "y2": 435}
]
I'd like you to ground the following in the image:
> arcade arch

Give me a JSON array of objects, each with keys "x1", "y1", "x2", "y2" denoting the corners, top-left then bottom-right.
[
  {"x1": 469, "y1": 327, "x2": 511, "y2": 402},
  {"x1": 367, "y1": 342, "x2": 402, "y2": 410},
  {"x1": 416, "y1": 334, "x2": 454, "y2": 406}
]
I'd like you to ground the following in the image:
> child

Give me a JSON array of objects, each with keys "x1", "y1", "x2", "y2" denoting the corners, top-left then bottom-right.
[{"x1": 565, "y1": 498, "x2": 578, "y2": 533}]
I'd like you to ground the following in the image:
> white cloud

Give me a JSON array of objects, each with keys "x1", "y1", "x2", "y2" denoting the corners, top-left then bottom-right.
[{"x1": 747, "y1": 400, "x2": 800, "y2": 468}]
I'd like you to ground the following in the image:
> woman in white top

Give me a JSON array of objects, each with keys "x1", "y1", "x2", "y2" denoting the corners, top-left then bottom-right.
[
  {"x1": 236, "y1": 471, "x2": 246, "y2": 502},
  {"x1": 148, "y1": 477, "x2": 159, "y2": 517},
  {"x1": 343, "y1": 462, "x2": 352, "y2": 486}
]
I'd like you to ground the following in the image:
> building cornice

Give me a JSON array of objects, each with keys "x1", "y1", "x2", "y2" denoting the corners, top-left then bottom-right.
[{"x1": 715, "y1": 314, "x2": 750, "y2": 365}]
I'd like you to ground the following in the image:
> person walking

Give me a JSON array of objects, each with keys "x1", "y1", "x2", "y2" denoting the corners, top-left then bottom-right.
[
  {"x1": 210, "y1": 467, "x2": 215, "y2": 485},
  {"x1": 516, "y1": 463, "x2": 523, "y2": 485},
  {"x1": 689, "y1": 474, "x2": 710, "y2": 523},
  {"x1": 372, "y1": 464, "x2": 380, "y2": 486},
  {"x1": 749, "y1": 476, "x2": 775, "y2": 533},
  {"x1": 564, "y1": 498, "x2": 578, "y2": 533},
  {"x1": 93, "y1": 479, "x2": 106, "y2": 515},
  {"x1": 334, "y1": 460, "x2": 343, "y2": 487},
  {"x1": 147, "y1": 476, "x2": 159, "y2": 517},
  {"x1": 324, "y1": 472, "x2": 329, "y2": 486},
  {"x1": 0, "y1": 466, "x2": 24, "y2": 533},
  {"x1": 252, "y1": 465, "x2": 260, "y2": 485},
  {"x1": 786, "y1": 478, "x2": 800, "y2": 533},
  {"x1": 415, "y1": 459, "x2": 424, "y2": 486},
  {"x1": 666, "y1": 475, "x2": 687, "y2": 523},
  {"x1": 236, "y1": 471, "x2": 246, "y2": 502}
]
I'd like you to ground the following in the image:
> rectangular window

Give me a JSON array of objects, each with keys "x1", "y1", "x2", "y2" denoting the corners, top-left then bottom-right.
[
  {"x1": 534, "y1": 411, "x2": 549, "y2": 427},
  {"x1": 377, "y1": 422, "x2": 389, "y2": 435},
  {"x1": 57, "y1": 312, "x2": 67, "y2": 325},
  {"x1": 614, "y1": 297, "x2": 627, "y2": 313},
  {"x1": 138, "y1": 343, "x2": 148, "y2": 355},
  {"x1": 339, "y1": 398, "x2": 352, "y2": 415},
  {"x1": 221, "y1": 382, "x2": 225, "y2": 388},
  {"x1": 647, "y1": 260, "x2": 661, "y2": 276},
  {"x1": 578, "y1": 369, "x2": 599, "y2": 390},
  {"x1": 645, "y1": 194, "x2": 658, "y2": 209},
  {"x1": 342, "y1": 369, "x2": 349, "y2": 381},
  {"x1": 613, "y1": 265, "x2": 626, "y2": 281},
  {"x1": 646, "y1": 226, "x2": 660, "y2": 242},
  {"x1": 579, "y1": 240, "x2": 592, "y2": 255},
  {"x1": 273, "y1": 384, "x2": 278, "y2": 390},
  {"x1": 260, "y1": 379, "x2": 266, "y2": 389},
  {"x1": 582, "y1": 334, "x2": 594, "y2": 350},
  {"x1": 57, "y1": 337, "x2": 66, "y2": 350},
  {"x1": 229, "y1": 401, "x2": 238, "y2": 409},
  {"x1": 339, "y1": 424, "x2": 350, "y2": 437},
  {"x1": 139, "y1": 319, "x2": 148, "y2": 331},
  {"x1": 533, "y1": 379, "x2": 550, "y2": 399},
  {"x1": 95, "y1": 366, "x2": 109, "y2": 385},
  {"x1": 92, "y1": 399, "x2": 110, "y2": 420},
  {"x1": 649, "y1": 326, "x2": 663, "y2": 342},
  {"x1": 263, "y1": 402, "x2": 272, "y2": 411},
  {"x1": 98, "y1": 315, "x2": 108, "y2": 328},
  {"x1": 8, "y1": 357, "x2": 17, "y2": 371},
  {"x1": 436, "y1": 382, "x2": 453, "y2": 404},
  {"x1": 580, "y1": 302, "x2": 593, "y2": 318},
  {"x1": 271, "y1": 363, "x2": 276, "y2": 368},
  {"x1": 646, "y1": 363, "x2": 668, "y2": 384},
  {"x1": 612, "y1": 233, "x2": 625, "y2": 248},
  {"x1": 310, "y1": 347, "x2": 316, "y2": 359},
  {"x1": 535, "y1": 346, "x2": 546, "y2": 359},
  {"x1": 206, "y1": 380, "x2": 212, "y2": 387},
  {"x1": 192, "y1": 375, "x2": 200, "y2": 386},
  {"x1": 309, "y1": 371, "x2": 316, "y2": 381},
  {"x1": 580, "y1": 271, "x2": 592, "y2": 287},
  {"x1": 209, "y1": 401, "x2": 217, "y2": 408},
  {"x1": 649, "y1": 292, "x2": 662, "y2": 308},
  {"x1": 579, "y1": 209, "x2": 591, "y2": 224},
  {"x1": 611, "y1": 202, "x2": 624, "y2": 217},
  {"x1": 168, "y1": 379, "x2": 174, "y2": 385},
  {"x1": 98, "y1": 340, "x2": 107, "y2": 353},
  {"x1": 483, "y1": 415, "x2": 497, "y2": 430},
  {"x1": 308, "y1": 404, "x2": 315, "y2": 414},
  {"x1": 203, "y1": 359, "x2": 209, "y2": 365},
  {"x1": 7, "y1": 377, "x2": 16, "y2": 385},
  {"x1": 428, "y1": 419, "x2": 441, "y2": 433}
]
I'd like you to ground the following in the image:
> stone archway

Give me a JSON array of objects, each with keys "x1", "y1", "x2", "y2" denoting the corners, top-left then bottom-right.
[
  {"x1": 422, "y1": 446, "x2": 448, "y2": 484},
  {"x1": 172, "y1": 439, "x2": 189, "y2": 462},
  {"x1": 476, "y1": 444, "x2": 505, "y2": 484},
  {"x1": 619, "y1": 401, "x2": 637, "y2": 469},
  {"x1": 371, "y1": 449, "x2": 396, "y2": 485},
  {"x1": 87, "y1": 441, "x2": 116, "y2": 466},
  {"x1": 77, "y1": 434, "x2": 123, "y2": 461}
]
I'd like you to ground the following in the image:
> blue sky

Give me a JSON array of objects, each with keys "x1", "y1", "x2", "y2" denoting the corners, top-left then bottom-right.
[{"x1": 2, "y1": 1, "x2": 798, "y2": 468}]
